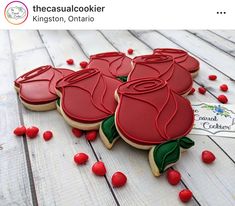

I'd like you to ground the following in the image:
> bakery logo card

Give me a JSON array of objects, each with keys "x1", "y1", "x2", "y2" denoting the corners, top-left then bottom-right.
[{"x1": 191, "y1": 103, "x2": 235, "y2": 138}]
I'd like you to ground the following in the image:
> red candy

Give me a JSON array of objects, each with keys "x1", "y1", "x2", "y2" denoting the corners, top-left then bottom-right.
[
  {"x1": 13, "y1": 126, "x2": 26, "y2": 136},
  {"x1": 112, "y1": 172, "x2": 127, "y2": 188},
  {"x1": 188, "y1": 87, "x2": 195, "y2": 95},
  {"x1": 202, "y1": 150, "x2": 216, "y2": 164},
  {"x1": 80, "y1": 61, "x2": 88, "y2": 68},
  {"x1": 220, "y1": 84, "x2": 228, "y2": 92},
  {"x1": 127, "y1": 48, "x2": 134, "y2": 55},
  {"x1": 26, "y1": 126, "x2": 39, "y2": 138},
  {"x1": 43, "y1": 131, "x2": 53, "y2": 141},
  {"x1": 217, "y1": 95, "x2": 228, "y2": 104},
  {"x1": 167, "y1": 169, "x2": 181, "y2": 185},
  {"x1": 179, "y1": 189, "x2": 193, "y2": 203},
  {"x1": 85, "y1": 131, "x2": 97, "y2": 141},
  {"x1": 92, "y1": 161, "x2": 106, "y2": 176},
  {"x1": 72, "y1": 128, "x2": 83, "y2": 138},
  {"x1": 74, "y1": 153, "x2": 89, "y2": 165},
  {"x1": 208, "y1": 75, "x2": 217, "y2": 81},
  {"x1": 66, "y1": 59, "x2": 74, "y2": 65},
  {"x1": 198, "y1": 87, "x2": 206, "y2": 94}
]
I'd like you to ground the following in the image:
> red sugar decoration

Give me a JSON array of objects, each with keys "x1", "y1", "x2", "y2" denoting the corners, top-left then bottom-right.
[
  {"x1": 26, "y1": 126, "x2": 39, "y2": 138},
  {"x1": 167, "y1": 169, "x2": 181, "y2": 185},
  {"x1": 92, "y1": 161, "x2": 106, "y2": 176},
  {"x1": 74, "y1": 153, "x2": 89, "y2": 165},
  {"x1": 179, "y1": 189, "x2": 193, "y2": 203},
  {"x1": 85, "y1": 131, "x2": 97, "y2": 141},
  {"x1": 112, "y1": 172, "x2": 127, "y2": 188},
  {"x1": 72, "y1": 128, "x2": 83, "y2": 138},
  {"x1": 202, "y1": 150, "x2": 216, "y2": 164},
  {"x1": 217, "y1": 95, "x2": 228, "y2": 104},
  {"x1": 220, "y1": 84, "x2": 228, "y2": 92},
  {"x1": 43, "y1": 131, "x2": 53, "y2": 141},
  {"x1": 189, "y1": 88, "x2": 195, "y2": 95},
  {"x1": 80, "y1": 61, "x2": 88, "y2": 68},
  {"x1": 127, "y1": 48, "x2": 134, "y2": 55},
  {"x1": 198, "y1": 87, "x2": 206, "y2": 94},
  {"x1": 66, "y1": 59, "x2": 74, "y2": 65},
  {"x1": 208, "y1": 75, "x2": 217, "y2": 81},
  {"x1": 13, "y1": 126, "x2": 26, "y2": 136}
]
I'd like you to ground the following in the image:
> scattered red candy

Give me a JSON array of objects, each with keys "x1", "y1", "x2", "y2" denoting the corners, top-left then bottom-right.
[
  {"x1": 80, "y1": 61, "x2": 88, "y2": 68},
  {"x1": 179, "y1": 189, "x2": 193, "y2": 203},
  {"x1": 202, "y1": 150, "x2": 216, "y2": 164},
  {"x1": 127, "y1": 48, "x2": 134, "y2": 55},
  {"x1": 112, "y1": 172, "x2": 127, "y2": 188},
  {"x1": 198, "y1": 87, "x2": 206, "y2": 94},
  {"x1": 189, "y1": 87, "x2": 195, "y2": 95},
  {"x1": 217, "y1": 95, "x2": 228, "y2": 104},
  {"x1": 43, "y1": 131, "x2": 53, "y2": 141},
  {"x1": 92, "y1": 161, "x2": 106, "y2": 176},
  {"x1": 167, "y1": 169, "x2": 181, "y2": 185},
  {"x1": 208, "y1": 75, "x2": 217, "y2": 81},
  {"x1": 26, "y1": 126, "x2": 39, "y2": 138},
  {"x1": 74, "y1": 153, "x2": 89, "y2": 165},
  {"x1": 72, "y1": 128, "x2": 83, "y2": 138},
  {"x1": 85, "y1": 131, "x2": 97, "y2": 141},
  {"x1": 66, "y1": 59, "x2": 74, "y2": 65},
  {"x1": 13, "y1": 126, "x2": 26, "y2": 136},
  {"x1": 220, "y1": 84, "x2": 228, "y2": 92}
]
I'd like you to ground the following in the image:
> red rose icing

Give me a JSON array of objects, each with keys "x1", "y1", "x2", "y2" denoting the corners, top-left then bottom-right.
[
  {"x1": 56, "y1": 68, "x2": 122, "y2": 123},
  {"x1": 15, "y1": 65, "x2": 73, "y2": 104},
  {"x1": 129, "y1": 54, "x2": 192, "y2": 95},
  {"x1": 153, "y1": 48, "x2": 199, "y2": 73},
  {"x1": 116, "y1": 78, "x2": 194, "y2": 145},
  {"x1": 87, "y1": 52, "x2": 132, "y2": 78}
]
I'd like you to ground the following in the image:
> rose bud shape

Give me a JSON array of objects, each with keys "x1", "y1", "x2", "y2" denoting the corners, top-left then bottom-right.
[
  {"x1": 130, "y1": 54, "x2": 193, "y2": 96},
  {"x1": 153, "y1": 48, "x2": 200, "y2": 75},
  {"x1": 56, "y1": 69, "x2": 122, "y2": 127},
  {"x1": 14, "y1": 65, "x2": 73, "y2": 107},
  {"x1": 87, "y1": 52, "x2": 132, "y2": 79},
  {"x1": 115, "y1": 78, "x2": 194, "y2": 148}
]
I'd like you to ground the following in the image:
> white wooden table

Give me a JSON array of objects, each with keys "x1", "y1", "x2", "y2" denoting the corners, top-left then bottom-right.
[{"x1": 1, "y1": 30, "x2": 235, "y2": 206}]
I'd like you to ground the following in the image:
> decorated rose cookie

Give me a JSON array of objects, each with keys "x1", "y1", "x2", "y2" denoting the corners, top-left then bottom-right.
[
  {"x1": 87, "y1": 52, "x2": 132, "y2": 81},
  {"x1": 55, "y1": 68, "x2": 122, "y2": 131},
  {"x1": 100, "y1": 78, "x2": 194, "y2": 176},
  {"x1": 15, "y1": 65, "x2": 73, "y2": 111},
  {"x1": 153, "y1": 48, "x2": 200, "y2": 77},
  {"x1": 129, "y1": 54, "x2": 193, "y2": 96}
]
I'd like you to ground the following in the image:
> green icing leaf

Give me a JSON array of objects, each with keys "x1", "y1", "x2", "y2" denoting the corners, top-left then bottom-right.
[
  {"x1": 117, "y1": 76, "x2": 128, "y2": 82},
  {"x1": 179, "y1": 136, "x2": 195, "y2": 149},
  {"x1": 101, "y1": 115, "x2": 119, "y2": 144},
  {"x1": 56, "y1": 98, "x2": 60, "y2": 107},
  {"x1": 153, "y1": 140, "x2": 180, "y2": 173}
]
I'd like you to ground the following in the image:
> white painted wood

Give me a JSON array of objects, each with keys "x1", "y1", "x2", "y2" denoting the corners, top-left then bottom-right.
[
  {"x1": 40, "y1": 30, "x2": 195, "y2": 206},
  {"x1": 69, "y1": 30, "x2": 117, "y2": 55},
  {"x1": 0, "y1": 31, "x2": 32, "y2": 205},
  {"x1": 10, "y1": 30, "x2": 44, "y2": 54},
  {"x1": 39, "y1": 30, "x2": 87, "y2": 69},
  {"x1": 10, "y1": 30, "x2": 117, "y2": 206},
  {"x1": 188, "y1": 30, "x2": 235, "y2": 57},
  {"x1": 211, "y1": 30, "x2": 235, "y2": 44},
  {"x1": 100, "y1": 30, "x2": 235, "y2": 205},
  {"x1": 157, "y1": 30, "x2": 235, "y2": 80}
]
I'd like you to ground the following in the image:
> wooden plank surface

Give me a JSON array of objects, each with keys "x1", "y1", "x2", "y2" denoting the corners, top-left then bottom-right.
[
  {"x1": 1, "y1": 30, "x2": 235, "y2": 206},
  {"x1": 211, "y1": 30, "x2": 235, "y2": 44},
  {"x1": 9, "y1": 30, "x2": 117, "y2": 206},
  {"x1": 0, "y1": 31, "x2": 33, "y2": 205}
]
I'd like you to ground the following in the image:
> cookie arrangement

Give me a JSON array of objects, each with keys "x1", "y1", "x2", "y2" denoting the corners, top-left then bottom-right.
[{"x1": 14, "y1": 49, "x2": 198, "y2": 178}]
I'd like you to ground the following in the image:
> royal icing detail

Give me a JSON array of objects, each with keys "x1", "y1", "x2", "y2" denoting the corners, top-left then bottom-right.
[
  {"x1": 15, "y1": 65, "x2": 73, "y2": 104},
  {"x1": 56, "y1": 68, "x2": 122, "y2": 123},
  {"x1": 129, "y1": 54, "x2": 193, "y2": 95},
  {"x1": 153, "y1": 48, "x2": 199, "y2": 73},
  {"x1": 115, "y1": 78, "x2": 194, "y2": 145},
  {"x1": 153, "y1": 137, "x2": 194, "y2": 173},
  {"x1": 87, "y1": 52, "x2": 132, "y2": 79}
]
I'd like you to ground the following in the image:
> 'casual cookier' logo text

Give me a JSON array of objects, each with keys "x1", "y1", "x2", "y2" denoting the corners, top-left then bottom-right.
[
  {"x1": 4, "y1": 1, "x2": 28, "y2": 25},
  {"x1": 191, "y1": 103, "x2": 235, "y2": 138}
]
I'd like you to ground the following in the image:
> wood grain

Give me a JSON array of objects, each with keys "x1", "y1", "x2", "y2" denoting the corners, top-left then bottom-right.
[{"x1": 0, "y1": 31, "x2": 33, "y2": 206}]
